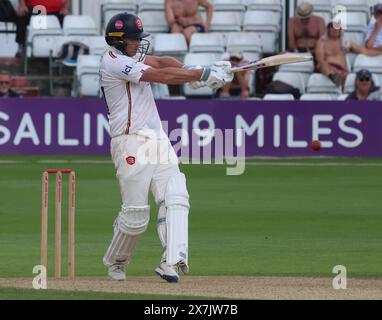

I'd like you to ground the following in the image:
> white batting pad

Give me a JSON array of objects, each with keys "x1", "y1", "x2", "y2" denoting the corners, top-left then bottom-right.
[
  {"x1": 157, "y1": 203, "x2": 167, "y2": 250},
  {"x1": 117, "y1": 205, "x2": 150, "y2": 235},
  {"x1": 167, "y1": 209, "x2": 189, "y2": 266},
  {"x1": 165, "y1": 173, "x2": 190, "y2": 266},
  {"x1": 103, "y1": 205, "x2": 150, "y2": 267}
]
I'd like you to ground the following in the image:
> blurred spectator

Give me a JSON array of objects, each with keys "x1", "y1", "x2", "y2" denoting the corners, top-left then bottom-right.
[
  {"x1": 346, "y1": 69, "x2": 382, "y2": 101},
  {"x1": 316, "y1": 22, "x2": 349, "y2": 87},
  {"x1": 15, "y1": 0, "x2": 70, "y2": 57},
  {"x1": 0, "y1": 71, "x2": 21, "y2": 98},
  {"x1": 288, "y1": 2, "x2": 325, "y2": 55},
  {"x1": 219, "y1": 50, "x2": 250, "y2": 98},
  {"x1": 346, "y1": 3, "x2": 382, "y2": 56},
  {"x1": 365, "y1": 3, "x2": 382, "y2": 52},
  {"x1": 165, "y1": 0, "x2": 213, "y2": 45}
]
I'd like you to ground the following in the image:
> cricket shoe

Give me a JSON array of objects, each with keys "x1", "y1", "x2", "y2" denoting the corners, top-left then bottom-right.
[
  {"x1": 108, "y1": 263, "x2": 126, "y2": 281},
  {"x1": 155, "y1": 261, "x2": 180, "y2": 283},
  {"x1": 178, "y1": 261, "x2": 189, "y2": 275}
]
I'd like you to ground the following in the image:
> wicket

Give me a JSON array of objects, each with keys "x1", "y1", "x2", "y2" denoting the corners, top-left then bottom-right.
[{"x1": 41, "y1": 169, "x2": 76, "y2": 279}]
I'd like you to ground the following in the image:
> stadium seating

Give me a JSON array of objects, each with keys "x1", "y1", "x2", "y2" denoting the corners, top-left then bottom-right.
[
  {"x1": 0, "y1": 22, "x2": 18, "y2": 57},
  {"x1": 345, "y1": 12, "x2": 368, "y2": 32},
  {"x1": 246, "y1": 0, "x2": 282, "y2": 12},
  {"x1": 243, "y1": 11, "x2": 280, "y2": 52},
  {"x1": 63, "y1": 15, "x2": 98, "y2": 36},
  {"x1": 273, "y1": 72, "x2": 306, "y2": 94},
  {"x1": 278, "y1": 57, "x2": 314, "y2": 89},
  {"x1": 213, "y1": 0, "x2": 246, "y2": 12},
  {"x1": 5, "y1": 0, "x2": 379, "y2": 100},
  {"x1": 101, "y1": 0, "x2": 138, "y2": 31},
  {"x1": 138, "y1": 0, "x2": 165, "y2": 12},
  {"x1": 346, "y1": 52, "x2": 358, "y2": 70},
  {"x1": 226, "y1": 32, "x2": 262, "y2": 54},
  {"x1": 138, "y1": 11, "x2": 168, "y2": 33},
  {"x1": 242, "y1": 51, "x2": 261, "y2": 63},
  {"x1": 353, "y1": 54, "x2": 382, "y2": 84},
  {"x1": 369, "y1": 0, "x2": 380, "y2": 9},
  {"x1": 243, "y1": 11, "x2": 279, "y2": 33},
  {"x1": 247, "y1": 0, "x2": 282, "y2": 24},
  {"x1": 209, "y1": 12, "x2": 242, "y2": 32},
  {"x1": 102, "y1": 0, "x2": 137, "y2": 12},
  {"x1": 75, "y1": 55, "x2": 102, "y2": 97},
  {"x1": 337, "y1": 94, "x2": 349, "y2": 100},
  {"x1": 332, "y1": 0, "x2": 370, "y2": 19},
  {"x1": 278, "y1": 56, "x2": 315, "y2": 74},
  {"x1": 189, "y1": 33, "x2": 225, "y2": 54},
  {"x1": 151, "y1": 83, "x2": 186, "y2": 99},
  {"x1": 263, "y1": 94, "x2": 295, "y2": 101},
  {"x1": 26, "y1": 15, "x2": 64, "y2": 58},
  {"x1": 343, "y1": 31, "x2": 365, "y2": 46},
  {"x1": 89, "y1": 36, "x2": 107, "y2": 56},
  {"x1": 300, "y1": 93, "x2": 339, "y2": 101},
  {"x1": 183, "y1": 53, "x2": 217, "y2": 68},
  {"x1": 341, "y1": 11, "x2": 368, "y2": 45},
  {"x1": 307, "y1": 74, "x2": 342, "y2": 94},
  {"x1": 153, "y1": 33, "x2": 188, "y2": 58},
  {"x1": 353, "y1": 54, "x2": 382, "y2": 73},
  {"x1": 49, "y1": 35, "x2": 92, "y2": 59},
  {"x1": 151, "y1": 83, "x2": 170, "y2": 99},
  {"x1": 314, "y1": 11, "x2": 332, "y2": 25}
]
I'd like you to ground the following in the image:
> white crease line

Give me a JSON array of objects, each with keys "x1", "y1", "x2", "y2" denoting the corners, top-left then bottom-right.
[
  {"x1": 37, "y1": 160, "x2": 70, "y2": 163},
  {"x1": 37, "y1": 160, "x2": 112, "y2": 164},
  {"x1": 0, "y1": 161, "x2": 25, "y2": 164},
  {"x1": 71, "y1": 160, "x2": 112, "y2": 164},
  {"x1": 1, "y1": 160, "x2": 382, "y2": 167}
]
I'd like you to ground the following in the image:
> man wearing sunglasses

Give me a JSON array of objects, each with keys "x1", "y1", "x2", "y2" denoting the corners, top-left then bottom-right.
[
  {"x1": 346, "y1": 69, "x2": 382, "y2": 101},
  {"x1": 0, "y1": 71, "x2": 21, "y2": 98}
]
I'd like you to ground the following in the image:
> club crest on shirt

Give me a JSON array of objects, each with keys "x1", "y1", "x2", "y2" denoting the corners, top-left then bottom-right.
[{"x1": 126, "y1": 156, "x2": 136, "y2": 166}]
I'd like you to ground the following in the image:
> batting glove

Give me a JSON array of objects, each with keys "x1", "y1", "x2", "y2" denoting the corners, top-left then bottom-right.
[{"x1": 200, "y1": 61, "x2": 234, "y2": 89}]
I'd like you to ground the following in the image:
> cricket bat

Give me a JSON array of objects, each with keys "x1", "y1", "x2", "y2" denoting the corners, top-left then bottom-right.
[{"x1": 231, "y1": 53, "x2": 313, "y2": 73}]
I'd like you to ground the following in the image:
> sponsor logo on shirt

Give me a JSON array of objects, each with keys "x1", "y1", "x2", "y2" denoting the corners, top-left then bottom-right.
[{"x1": 122, "y1": 65, "x2": 132, "y2": 76}]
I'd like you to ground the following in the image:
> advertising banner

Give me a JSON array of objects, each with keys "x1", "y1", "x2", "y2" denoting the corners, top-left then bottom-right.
[{"x1": 1, "y1": 98, "x2": 381, "y2": 157}]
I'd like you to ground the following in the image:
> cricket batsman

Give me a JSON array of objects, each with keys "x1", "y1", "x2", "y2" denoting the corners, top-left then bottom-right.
[{"x1": 100, "y1": 12, "x2": 233, "y2": 282}]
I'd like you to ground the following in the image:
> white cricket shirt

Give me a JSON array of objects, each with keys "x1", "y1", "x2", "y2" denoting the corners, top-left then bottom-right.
[
  {"x1": 366, "y1": 22, "x2": 382, "y2": 48},
  {"x1": 100, "y1": 47, "x2": 165, "y2": 139}
]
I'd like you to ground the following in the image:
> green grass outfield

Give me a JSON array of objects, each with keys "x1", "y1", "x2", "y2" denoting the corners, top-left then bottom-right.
[
  {"x1": 0, "y1": 287, "x2": 219, "y2": 300},
  {"x1": 1, "y1": 156, "x2": 382, "y2": 298}
]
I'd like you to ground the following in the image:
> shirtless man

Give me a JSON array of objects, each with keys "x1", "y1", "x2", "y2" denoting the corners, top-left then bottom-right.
[
  {"x1": 288, "y1": 2, "x2": 325, "y2": 54},
  {"x1": 316, "y1": 22, "x2": 349, "y2": 87},
  {"x1": 165, "y1": 0, "x2": 213, "y2": 45}
]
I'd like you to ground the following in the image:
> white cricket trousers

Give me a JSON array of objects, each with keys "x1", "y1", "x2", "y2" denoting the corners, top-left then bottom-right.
[{"x1": 110, "y1": 134, "x2": 181, "y2": 206}]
